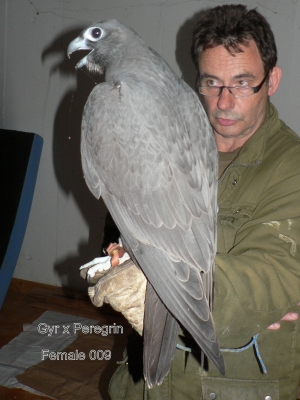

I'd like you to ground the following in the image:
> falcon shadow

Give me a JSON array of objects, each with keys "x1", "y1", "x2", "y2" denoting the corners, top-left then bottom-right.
[
  {"x1": 43, "y1": 27, "x2": 122, "y2": 400},
  {"x1": 175, "y1": 9, "x2": 209, "y2": 92},
  {"x1": 43, "y1": 29, "x2": 119, "y2": 292}
]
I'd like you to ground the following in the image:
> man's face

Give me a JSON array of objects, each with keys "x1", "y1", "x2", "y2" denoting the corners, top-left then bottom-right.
[{"x1": 198, "y1": 40, "x2": 270, "y2": 151}]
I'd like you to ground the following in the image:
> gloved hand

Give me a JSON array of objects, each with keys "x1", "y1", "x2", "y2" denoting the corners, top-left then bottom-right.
[
  {"x1": 80, "y1": 240, "x2": 146, "y2": 335},
  {"x1": 88, "y1": 259, "x2": 146, "y2": 334}
]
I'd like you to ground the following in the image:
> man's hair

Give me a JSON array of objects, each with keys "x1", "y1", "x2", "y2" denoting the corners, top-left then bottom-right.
[{"x1": 192, "y1": 4, "x2": 277, "y2": 73}]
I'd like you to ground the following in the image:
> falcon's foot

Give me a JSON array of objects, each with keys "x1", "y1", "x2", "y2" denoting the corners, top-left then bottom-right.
[
  {"x1": 80, "y1": 256, "x2": 112, "y2": 284},
  {"x1": 79, "y1": 238, "x2": 130, "y2": 284}
]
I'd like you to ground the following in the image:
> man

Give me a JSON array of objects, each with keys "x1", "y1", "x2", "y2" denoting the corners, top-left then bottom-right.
[{"x1": 83, "y1": 4, "x2": 300, "y2": 399}]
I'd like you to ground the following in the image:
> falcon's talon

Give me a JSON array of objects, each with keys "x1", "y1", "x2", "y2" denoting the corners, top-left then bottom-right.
[
  {"x1": 79, "y1": 256, "x2": 111, "y2": 274},
  {"x1": 111, "y1": 250, "x2": 120, "y2": 267},
  {"x1": 87, "y1": 261, "x2": 111, "y2": 277}
]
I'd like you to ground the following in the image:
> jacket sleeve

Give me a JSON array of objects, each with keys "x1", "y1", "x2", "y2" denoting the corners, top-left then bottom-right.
[{"x1": 213, "y1": 145, "x2": 300, "y2": 348}]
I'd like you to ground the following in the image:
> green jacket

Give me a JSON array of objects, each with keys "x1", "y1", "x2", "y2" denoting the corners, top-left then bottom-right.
[{"x1": 109, "y1": 103, "x2": 300, "y2": 400}]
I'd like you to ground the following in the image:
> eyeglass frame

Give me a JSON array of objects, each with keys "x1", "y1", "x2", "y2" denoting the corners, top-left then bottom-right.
[{"x1": 196, "y1": 71, "x2": 270, "y2": 98}]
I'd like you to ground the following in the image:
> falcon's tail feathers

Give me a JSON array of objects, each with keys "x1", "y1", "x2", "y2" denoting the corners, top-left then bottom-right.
[{"x1": 143, "y1": 282, "x2": 179, "y2": 388}]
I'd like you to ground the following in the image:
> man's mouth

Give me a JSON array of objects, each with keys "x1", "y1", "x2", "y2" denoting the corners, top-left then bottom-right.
[{"x1": 216, "y1": 118, "x2": 238, "y2": 126}]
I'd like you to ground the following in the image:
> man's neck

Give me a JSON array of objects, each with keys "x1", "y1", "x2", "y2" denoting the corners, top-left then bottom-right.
[{"x1": 215, "y1": 132, "x2": 254, "y2": 152}]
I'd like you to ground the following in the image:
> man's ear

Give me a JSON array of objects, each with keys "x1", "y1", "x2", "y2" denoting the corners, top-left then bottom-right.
[{"x1": 268, "y1": 66, "x2": 282, "y2": 96}]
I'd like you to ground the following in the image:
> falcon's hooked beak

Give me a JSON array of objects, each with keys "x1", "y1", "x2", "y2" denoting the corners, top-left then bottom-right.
[{"x1": 67, "y1": 37, "x2": 94, "y2": 69}]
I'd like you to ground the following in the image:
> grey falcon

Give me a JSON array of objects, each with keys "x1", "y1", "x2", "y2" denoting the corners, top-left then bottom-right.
[{"x1": 67, "y1": 19, "x2": 225, "y2": 387}]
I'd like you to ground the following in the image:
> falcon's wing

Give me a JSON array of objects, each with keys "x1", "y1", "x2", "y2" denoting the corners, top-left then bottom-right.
[{"x1": 81, "y1": 75, "x2": 223, "y2": 377}]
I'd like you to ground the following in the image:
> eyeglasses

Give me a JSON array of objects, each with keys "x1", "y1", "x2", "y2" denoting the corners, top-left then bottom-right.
[{"x1": 197, "y1": 71, "x2": 269, "y2": 98}]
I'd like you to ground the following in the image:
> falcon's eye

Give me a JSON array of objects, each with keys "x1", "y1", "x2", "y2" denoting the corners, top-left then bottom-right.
[
  {"x1": 91, "y1": 28, "x2": 102, "y2": 38},
  {"x1": 86, "y1": 27, "x2": 103, "y2": 42}
]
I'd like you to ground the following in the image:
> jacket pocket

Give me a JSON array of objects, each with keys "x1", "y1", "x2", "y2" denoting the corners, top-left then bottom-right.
[
  {"x1": 201, "y1": 376, "x2": 279, "y2": 400},
  {"x1": 218, "y1": 205, "x2": 254, "y2": 252}
]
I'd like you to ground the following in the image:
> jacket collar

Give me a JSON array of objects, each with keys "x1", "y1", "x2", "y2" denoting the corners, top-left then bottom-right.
[{"x1": 230, "y1": 101, "x2": 281, "y2": 166}]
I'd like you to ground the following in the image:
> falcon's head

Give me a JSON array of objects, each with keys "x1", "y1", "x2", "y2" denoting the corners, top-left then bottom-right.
[{"x1": 68, "y1": 20, "x2": 139, "y2": 75}]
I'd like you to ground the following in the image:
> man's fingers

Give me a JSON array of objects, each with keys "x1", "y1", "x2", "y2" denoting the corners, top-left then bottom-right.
[
  {"x1": 267, "y1": 308, "x2": 299, "y2": 330},
  {"x1": 267, "y1": 322, "x2": 281, "y2": 331},
  {"x1": 280, "y1": 312, "x2": 298, "y2": 322}
]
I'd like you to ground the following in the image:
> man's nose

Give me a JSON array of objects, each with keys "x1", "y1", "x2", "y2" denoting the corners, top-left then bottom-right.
[{"x1": 217, "y1": 87, "x2": 235, "y2": 110}]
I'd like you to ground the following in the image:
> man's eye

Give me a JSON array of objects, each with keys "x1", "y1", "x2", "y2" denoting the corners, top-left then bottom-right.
[
  {"x1": 206, "y1": 80, "x2": 219, "y2": 87},
  {"x1": 236, "y1": 80, "x2": 249, "y2": 87}
]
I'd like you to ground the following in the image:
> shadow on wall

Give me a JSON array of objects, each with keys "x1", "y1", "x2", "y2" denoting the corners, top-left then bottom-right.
[{"x1": 42, "y1": 28, "x2": 120, "y2": 292}]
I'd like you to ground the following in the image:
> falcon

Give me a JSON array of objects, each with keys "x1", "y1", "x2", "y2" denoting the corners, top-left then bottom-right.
[{"x1": 68, "y1": 19, "x2": 224, "y2": 387}]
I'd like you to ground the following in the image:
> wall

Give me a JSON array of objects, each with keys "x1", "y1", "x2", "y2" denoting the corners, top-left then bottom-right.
[{"x1": 1, "y1": 0, "x2": 299, "y2": 290}]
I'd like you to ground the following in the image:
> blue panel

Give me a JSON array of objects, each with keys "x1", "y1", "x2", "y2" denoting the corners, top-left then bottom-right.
[{"x1": 0, "y1": 131, "x2": 43, "y2": 309}]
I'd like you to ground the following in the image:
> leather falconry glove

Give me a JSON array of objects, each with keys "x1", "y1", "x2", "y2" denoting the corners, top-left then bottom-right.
[{"x1": 80, "y1": 241, "x2": 146, "y2": 335}]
